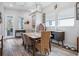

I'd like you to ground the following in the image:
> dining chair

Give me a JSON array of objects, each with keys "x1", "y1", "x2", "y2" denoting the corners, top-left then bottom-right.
[
  {"x1": 35, "y1": 31, "x2": 51, "y2": 55},
  {"x1": 36, "y1": 23, "x2": 45, "y2": 32},
  {"x1": 25, "y1": 34, "x2": 33, "y2": 52},
  {"x1": 22, "y1": 33, "x2": 33, "y2": 52},
  {"x1": 0, "y1": 35, "x2": 3, "y2": 56},
  {"x1": 22, "y1": 33, "x2": 28, "y2": 49}
]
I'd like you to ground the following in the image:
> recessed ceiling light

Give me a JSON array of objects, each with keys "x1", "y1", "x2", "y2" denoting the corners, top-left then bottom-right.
[{"x1": 9, "y1": 4, "x2": 13, "y2": 7}]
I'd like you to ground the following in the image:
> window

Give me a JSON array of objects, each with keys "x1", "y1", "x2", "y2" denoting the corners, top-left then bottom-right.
[
  {"x1": 46, "y1": 20, "x2": 55, "y2": 27},
  {"x1": 58, "y1": 18, "x2": 74, "y2": 27}
]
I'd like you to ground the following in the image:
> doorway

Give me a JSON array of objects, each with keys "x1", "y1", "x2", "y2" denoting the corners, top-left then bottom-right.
[{"x1": 5, "y1": 16, "x2": 15, "y2": 38}]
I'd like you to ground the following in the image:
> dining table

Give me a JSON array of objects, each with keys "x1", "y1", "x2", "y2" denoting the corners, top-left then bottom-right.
[
  {"x1": 23, "y1": 32, "x2": 51, "y2": 56},
  {"x1": 23, "y1": 32, "x2": 41, "y2": 56}
]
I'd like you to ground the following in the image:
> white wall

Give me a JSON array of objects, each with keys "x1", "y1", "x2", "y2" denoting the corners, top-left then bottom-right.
[
  {"x1": 57, "y1": 6, "x2": 79, "y2": 48},
  {"x1": 43, "y1": 2, "x2": 79, "y2": 49},
  {"x1": 4, "y1": 8, "x2": 30, "y2": 29},
  {"x1": 23, "y1": 14, "x2": 32, "y2": 32},
  {"x1": 3, "y1": 8, "x2": 32, "y2": 37},
  {"x1": 0, "y1": 4, "x2": 35, "y2": 37}
]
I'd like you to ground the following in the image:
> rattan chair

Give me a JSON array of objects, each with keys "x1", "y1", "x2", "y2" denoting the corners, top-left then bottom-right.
[{"x1": 35, "y1": 31, "x2": 51, "y2": 55}]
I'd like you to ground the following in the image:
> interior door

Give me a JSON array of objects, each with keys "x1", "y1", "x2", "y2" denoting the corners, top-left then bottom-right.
[{"x1": 5, "y1": 16, "x2": 15, "y2": 38}]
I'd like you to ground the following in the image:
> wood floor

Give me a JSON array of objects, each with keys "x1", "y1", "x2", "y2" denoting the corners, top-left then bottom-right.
[{"x1": 3, "y1": 38, "x2": 77, "y2": 56}]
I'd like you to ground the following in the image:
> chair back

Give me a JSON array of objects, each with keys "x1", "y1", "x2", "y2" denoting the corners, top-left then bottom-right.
[
  {"x1": 36, "y1": 23, "x2": 45, "y2": 32},
  {"x1": 40, "y1": 31, "x2": 51, "y2": 54},
  {"x1": 25, "y1": 34, "x2": 32, "y2": 46},
  {"x1": 22, "y1": 33, "x2": 32, "y2": 46}
]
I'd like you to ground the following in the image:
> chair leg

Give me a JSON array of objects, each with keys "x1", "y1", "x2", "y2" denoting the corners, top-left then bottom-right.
[
  {"x1": 47, "y1": 51, "x2": 49, "y2": 55},
  {"x1": 1, "y1": 48, "x2": 3, "y2": 56},
  {"x1": 27, "y1": 45, "x2": 29, "y2": 52},
  {"x1": 50, "y1": 39, "x2": 52, "y2": 52},
  {"x1": 44, "y1": 49, "x2": 49, "y2": 56},
  {"x1": 58, "y1": 41, "x2": 60, "y2": 45},
  {"x1": 62, "y1": 40, "x2": 64, "y2": 47},
  {"x1": 22, "y1": 41, "x2": 24, "y2": 46},
  {"x1": 49, "y1": 42, "x2": 51, "y2": 52},
  {"x1": 24, "y1": 45, "x2": 26, "y2": 50}
]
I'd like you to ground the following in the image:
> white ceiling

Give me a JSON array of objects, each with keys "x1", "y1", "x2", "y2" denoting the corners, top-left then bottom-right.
[
  {"x1": 2, "y1": 2, "x2": 75, "y2": 12},
  {"x1": 3, "y1": 2, "x2": 53, "y2": 12}
]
